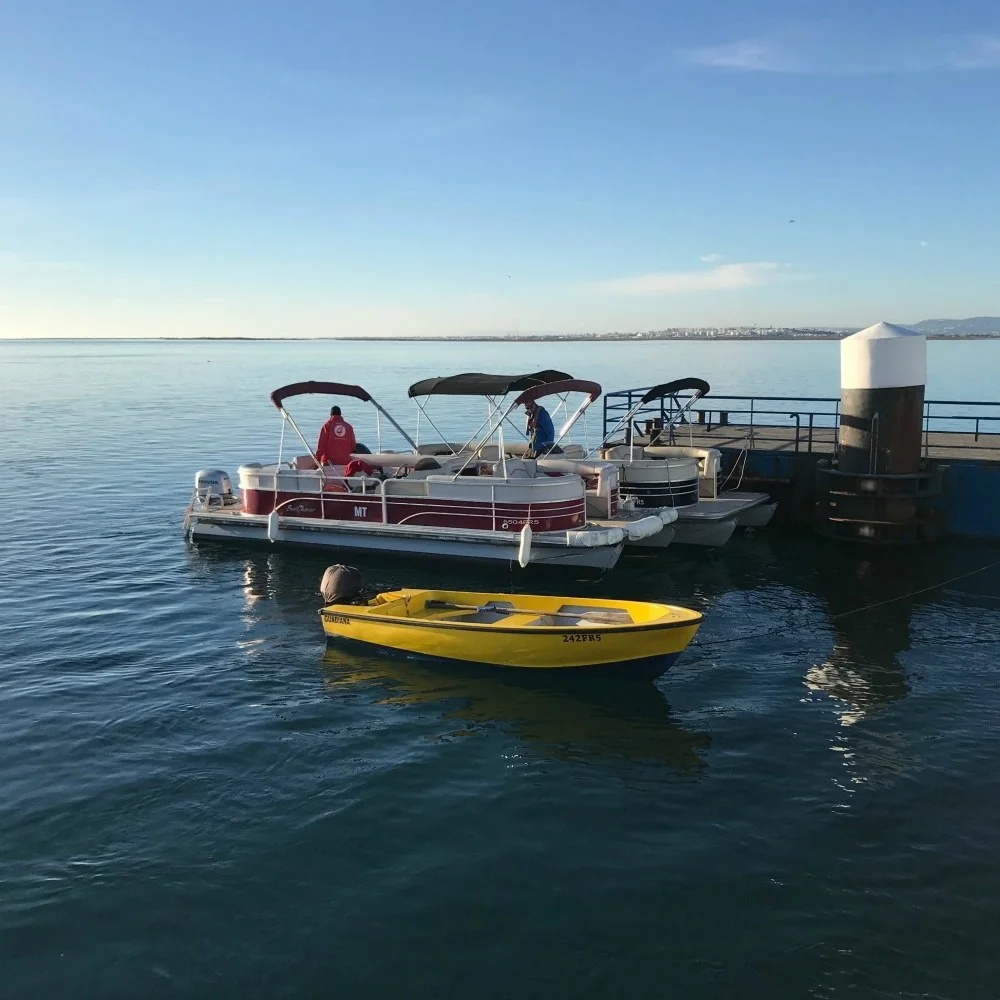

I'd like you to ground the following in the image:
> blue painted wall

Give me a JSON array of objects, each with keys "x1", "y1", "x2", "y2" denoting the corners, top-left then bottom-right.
[
  {"x1": 939, "y1": 462, "x2": 1000, "y2": 540},
  {"x1": 723, "y1": 447, "x2": 1000, "y2": 540}
]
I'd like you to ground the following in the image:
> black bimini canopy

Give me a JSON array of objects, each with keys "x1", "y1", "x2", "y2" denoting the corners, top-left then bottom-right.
[
  {"x1": 270, "y1": 381, "x2": 373, "y2": 410},
  {"x1": 407, "y1": 370, "x2": 573, "y2": 398},
  {"x1": 639, "y1": 378, "x2": 710, "y2": 405},
  {"x1": 514, "y1": 379, "x2": 602, "y2": 407}
]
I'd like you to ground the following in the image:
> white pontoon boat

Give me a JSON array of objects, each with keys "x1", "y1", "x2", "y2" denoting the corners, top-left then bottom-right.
[{"x1": 598, "y1": 379, "x2": 777, "y2": 546}]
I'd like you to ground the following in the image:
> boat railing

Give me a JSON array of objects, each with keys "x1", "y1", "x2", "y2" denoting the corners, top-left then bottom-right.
[
  {"x1": 268, "y1": 474, "x2": 587, "y2": 532},
  {"x1": 602, "y1": 389, "x2": 1000, "y2": 457}
]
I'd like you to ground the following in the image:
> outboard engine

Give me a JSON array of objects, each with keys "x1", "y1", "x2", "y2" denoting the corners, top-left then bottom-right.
[
  {"x1": 194, "y1": 469, "x2": 235, "y2": 507},
  {"x1": 320, "y1": 564, "x2": 366, "y2": 605}
]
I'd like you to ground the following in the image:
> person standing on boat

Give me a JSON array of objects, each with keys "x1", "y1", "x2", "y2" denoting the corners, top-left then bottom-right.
[
  {"x1": 524, "y1": 400, "x2": 555, "y2": 457},
  {"x1": 316, "y1": 406, "x2": 357, "y2": 466}
]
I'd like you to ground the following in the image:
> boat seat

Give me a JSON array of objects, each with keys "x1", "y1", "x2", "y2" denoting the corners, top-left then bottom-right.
[
  {"x1": 417, "y1": 443, "x2": 461, "y2": 456},
  {"x1": 294, "y1": 455, "x2": 319, "y2": 470},
  {"x1": 602, "y1": 445, "x2": 643, "y2": 460},
  {"x1": 477, "y1": 445, "x2": 501, "y2": 461},
  {"x1": 492, "y1": 459, "x2": 536, "y2": 479},
  {"x1": 383, "y1": 479, "x2": 427, "y2": 496},
  {"x1": 450, "y1": 610, "x2": 512, "y2": 624},
  {"x1": 528, "y1": 614, "x2": 559, "y2": 626},
  {"x1": 557, "y1": 604, "x2": 633, "y2": 623}
]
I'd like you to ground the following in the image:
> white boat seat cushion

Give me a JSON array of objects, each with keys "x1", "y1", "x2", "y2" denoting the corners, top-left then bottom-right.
[
  {"x1": 492, "y1": 459, "x2": 536, "y2": 479},
  {"x1": 602, "y1": 445, "x2": 644, "y2": 460}
]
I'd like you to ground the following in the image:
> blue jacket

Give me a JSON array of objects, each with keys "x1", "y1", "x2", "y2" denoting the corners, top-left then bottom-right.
[{"x1": 528, "y1": 405, "x2": 555, "y2": 450}]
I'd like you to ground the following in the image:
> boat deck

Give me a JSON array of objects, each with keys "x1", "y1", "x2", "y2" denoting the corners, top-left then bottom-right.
[{"x1": 677, "y1": 496, "x2": 762, "y2": 522}]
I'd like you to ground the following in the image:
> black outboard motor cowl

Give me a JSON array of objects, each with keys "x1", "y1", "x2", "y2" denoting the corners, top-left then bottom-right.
[{"x1": 320, "y1": 564, "x2": 366, "y2": 605}]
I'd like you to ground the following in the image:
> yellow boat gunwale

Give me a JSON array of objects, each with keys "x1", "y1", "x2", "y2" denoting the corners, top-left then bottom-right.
[{"x1": 319, "y1": 606, "x2": 702, "y2": 635}]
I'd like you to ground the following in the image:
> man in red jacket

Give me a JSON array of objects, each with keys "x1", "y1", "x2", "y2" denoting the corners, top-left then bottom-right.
[{"x1": 316, "y1": 406, "x2": 357, "y2": 466}]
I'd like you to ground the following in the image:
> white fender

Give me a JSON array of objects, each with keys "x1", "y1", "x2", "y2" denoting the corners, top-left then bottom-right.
[
  {"x1": 517, "y1": 523, "x2": 533, "y2": 568},
  {"x1": 266, "y1": 510, "x2": 280, "y2": 542}
]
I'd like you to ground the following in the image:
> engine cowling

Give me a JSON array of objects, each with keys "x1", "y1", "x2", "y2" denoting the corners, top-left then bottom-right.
[{"x1": 194, "y1": 469, "x2": 234, "y2": 506}]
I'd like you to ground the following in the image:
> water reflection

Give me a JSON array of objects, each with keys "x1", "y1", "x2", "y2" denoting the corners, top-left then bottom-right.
[
  {"x1": 801, "y1": 551, "x2": 935, "y2": 727},
  {"x1": 185, "y1": 532, "x2": 997, "y2": 785},
  {"x1": 186, "y1": 537, "x2": 620, "y2": 603},
  {"x1": 321, "y1": 646, "x2": 710, "y2": 772},
  {"x1": 796, "y1": 546, "x2": 957, "y2": 796}
]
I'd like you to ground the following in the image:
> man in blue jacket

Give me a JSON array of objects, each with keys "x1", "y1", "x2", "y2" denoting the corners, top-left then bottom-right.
[{"x1": 525, "y1": 400, "x2": 555, "y2": 456}]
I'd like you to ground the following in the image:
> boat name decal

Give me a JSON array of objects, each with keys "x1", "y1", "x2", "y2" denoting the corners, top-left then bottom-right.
[
  {"x1": 354, "y1": 506, "x2": 367, "y2": 518},
  {"x1": 325, "y1": 615, "x2": 351, "y2": 624},
  {"x1": 562, "y1": 633, "x2": 602, "y2": 642}
]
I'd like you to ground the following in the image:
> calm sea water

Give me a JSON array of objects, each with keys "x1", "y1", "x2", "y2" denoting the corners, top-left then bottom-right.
[{"x1": 3, "y1": 339, "x2": 1000, "y2": 998}]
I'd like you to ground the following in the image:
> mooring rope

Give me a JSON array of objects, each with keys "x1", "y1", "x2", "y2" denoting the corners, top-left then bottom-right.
[
  {"x1": 691, "y1": 556, "x2": 1000, "y2": 651},
  {"x1": 719, "y1": 431, "x2": 752, "y2": 491}
]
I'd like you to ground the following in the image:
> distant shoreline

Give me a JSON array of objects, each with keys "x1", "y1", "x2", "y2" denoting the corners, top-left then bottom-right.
[{"x1": 4, "y1": 334, "x2": 1000, "y2": 343}]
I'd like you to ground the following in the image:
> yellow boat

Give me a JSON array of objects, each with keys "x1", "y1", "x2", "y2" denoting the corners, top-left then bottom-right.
[{"x1": 319, "y1": 588, "x2": 703, "y2": 678}]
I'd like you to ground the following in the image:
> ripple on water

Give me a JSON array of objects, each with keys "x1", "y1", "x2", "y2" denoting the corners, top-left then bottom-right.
[{"x1": 3, "y1": 340, "x2": 1000, "y2": 998}]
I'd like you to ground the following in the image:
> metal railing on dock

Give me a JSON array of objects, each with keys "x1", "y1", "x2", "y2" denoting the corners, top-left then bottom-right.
[{"x1": 602, "y1": 389, "x2": 1000, "y2": 459}]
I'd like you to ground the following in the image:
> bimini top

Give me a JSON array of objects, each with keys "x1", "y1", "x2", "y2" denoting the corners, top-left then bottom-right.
[
  {"x1": 407, "y1": 370, "x2": 573, "y2": 398},
  {"x1": 638, "y1": 378, "x2": 710, "y2": 405},
  {"x1": 270, "y1": 381, "x2": 374, "y2": 410},
  {"x1": 514, "y1": 379, "x2": 602, "y2": 406}
]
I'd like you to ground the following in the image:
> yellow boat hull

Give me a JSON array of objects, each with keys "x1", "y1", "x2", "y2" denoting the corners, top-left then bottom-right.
[{"x1": 320, "y1": 589, "x2": 702, "y2": 676}]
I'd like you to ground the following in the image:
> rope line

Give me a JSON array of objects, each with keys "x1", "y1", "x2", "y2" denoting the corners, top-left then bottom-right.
[
  {"x1": 691, "y1": 557, "x2": 1000, "y2": 651},
  {"x1": 719, "y1": 431, "x2": 752, "y2": 491}
]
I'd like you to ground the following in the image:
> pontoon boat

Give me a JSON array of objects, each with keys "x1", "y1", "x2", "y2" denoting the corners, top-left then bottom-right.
[{"x1": 184, "y1": 379, "x2": 628, "y2": 570}]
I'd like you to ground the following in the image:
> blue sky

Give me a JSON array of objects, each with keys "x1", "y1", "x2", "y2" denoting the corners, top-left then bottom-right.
[{"x1": 1, "y1": 0, "x2": 998, "y2": 337}]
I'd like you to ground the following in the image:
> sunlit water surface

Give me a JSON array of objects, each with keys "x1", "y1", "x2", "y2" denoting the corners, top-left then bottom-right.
[{"x1": 2, "y1": 339, "x2": 999, "y2": 998}]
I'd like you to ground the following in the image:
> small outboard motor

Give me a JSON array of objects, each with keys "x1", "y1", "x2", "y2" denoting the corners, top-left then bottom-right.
[
  {"x1": 320, "y1": 564, "x2": 366, "y2": 605},
  {"x1": 194, "y1": 469, "x2": 235, "y2": 507}
]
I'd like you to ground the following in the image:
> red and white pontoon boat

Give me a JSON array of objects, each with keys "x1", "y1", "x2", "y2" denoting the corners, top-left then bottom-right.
[{"x1": 184, "y1": 379, "x2": 627, "y2": 570}]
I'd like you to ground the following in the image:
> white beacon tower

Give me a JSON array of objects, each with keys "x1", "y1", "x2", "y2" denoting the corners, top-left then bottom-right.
[{"x1": 838, "y1": 321, "x2": 927, "y2": 475}]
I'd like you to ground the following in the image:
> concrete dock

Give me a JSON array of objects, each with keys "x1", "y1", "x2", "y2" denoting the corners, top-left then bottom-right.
[{"x1": 648, "y1": 424, "x2": 1000, "y2": 462}]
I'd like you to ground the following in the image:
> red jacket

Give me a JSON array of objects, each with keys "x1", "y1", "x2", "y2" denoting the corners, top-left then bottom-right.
[{"x1": 316, "y1": 415, "x2": 357, "y2": 466}]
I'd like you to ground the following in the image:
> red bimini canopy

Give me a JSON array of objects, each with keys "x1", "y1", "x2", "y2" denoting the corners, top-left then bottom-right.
[
  {"x1": 513, "y1": 379, "x2": 602, "y2": 407},
  {"x1": 270, "y1": 381, "x2": 374, "y2": 410}
]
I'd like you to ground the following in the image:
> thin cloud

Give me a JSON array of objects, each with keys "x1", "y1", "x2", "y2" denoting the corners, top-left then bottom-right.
[
  {"x1": 699, "y1": 252, "x2": 724, "y2": 263},
  {"x1": 591, "y1": 261, "x2": 791, "y2": 296},
  {"x1": 682, "y1": 28, "x2": 1000, "y2": 74},
  {"x1": 0, "y1": 250, "x2": 83, "y2": 271},
  {"x1": 919, "y1": 240, "x2": 929, "y2": 247}
]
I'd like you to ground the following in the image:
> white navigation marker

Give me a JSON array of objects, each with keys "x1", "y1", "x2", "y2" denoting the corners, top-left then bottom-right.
[{"x1": 839, "y1": 322, "x2": 927, "y2": 475}]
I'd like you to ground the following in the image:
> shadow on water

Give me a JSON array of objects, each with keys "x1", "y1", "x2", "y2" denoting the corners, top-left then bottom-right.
[{"x1": 320, "y1": 645, "x2": 711, "y2": 772}]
